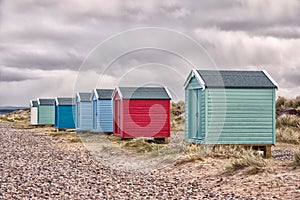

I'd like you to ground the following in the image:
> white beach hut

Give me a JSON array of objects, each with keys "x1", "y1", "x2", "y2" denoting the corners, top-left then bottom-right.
[{"x1": 30, "y1": 99, "x2": 38, "y2": 125}]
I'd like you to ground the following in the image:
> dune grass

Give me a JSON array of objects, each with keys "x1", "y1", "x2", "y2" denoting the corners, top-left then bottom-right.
[
  {"x1": 276, "y1": 114, "x2": 300, "y2": 128},
  {"x1": 277, "y1": 127, "x2": 300, "y2": 144},
  {"x1": 49, "y1": 131, "x2": 81, "y2": 143},
  {"x1": 226, "y1": 151, "x2": 269, "y2": 174},
  {"x1": 170, "y1": 100, "x2": 185, "y2": 131},
  {"x1": 121, "y1": 139, "x2": 164, "y2": 153},
  {"x1": 294, "y1": 150, "x2": 300, "y2": 166}
]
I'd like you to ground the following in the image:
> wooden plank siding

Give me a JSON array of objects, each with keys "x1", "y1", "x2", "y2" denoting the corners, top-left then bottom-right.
[
  {"x1": 184, "y1": 89, "x2": 189, "y2": 141},
  {"x1": 113, "y1": 92, "x2": 122, "y2": 136},
  {"x1": 76, "y1": 102, "x2": 93, "y2": 131},
  {"x1": 38, "y1": 105, "x2": 54, "y2": 125},
  {"x1": 30, "y1": 107, "x2": 38, "y2": 125},
  {"x1": 206, "y1": 88, "x2": 275, "y2": 144},
  {"x1": 91, "y1": 89, "x2": 113, "y2": 133},
  {"x1": 55, "y1": 105, "x2": 75, "y2": 129},
  {"x1": 113, "y1": 87, "x2": 171, "y2": 139},
  {"x1": 120, "y1": 100, "x2": 170, "y2": 138},
  {"x1": 97, "y1": 100, "x2": 113, "y2": 132},
  {"x1": 185, "y1": 76, "x2": 205, "y2": 143},
  {"x1": 185, "y1": 77, "x2": 276, "y2": 145}
]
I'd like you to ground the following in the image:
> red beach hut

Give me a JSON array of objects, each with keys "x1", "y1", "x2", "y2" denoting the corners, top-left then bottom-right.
[{"x1": 112, "y1": 87, "x2": 172, "y2": 143}]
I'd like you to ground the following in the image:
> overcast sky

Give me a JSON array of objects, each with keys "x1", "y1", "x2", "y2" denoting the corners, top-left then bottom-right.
[{"x1": 0, "y1": 0, "x2": 299, "y2": 106}]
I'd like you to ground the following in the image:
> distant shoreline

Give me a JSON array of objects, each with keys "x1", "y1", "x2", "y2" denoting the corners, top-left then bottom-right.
[{"x1": 0, "y1": 107, "x2": 29, "y2": 115}]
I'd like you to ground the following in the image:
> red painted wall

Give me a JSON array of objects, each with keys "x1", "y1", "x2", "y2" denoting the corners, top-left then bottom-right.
[
  {"x1": 113, "y1": 97, "x2": 170, "y2": 138},
  {"x1": 113, "y1": 92, "x2": 122, "y2": 136}
]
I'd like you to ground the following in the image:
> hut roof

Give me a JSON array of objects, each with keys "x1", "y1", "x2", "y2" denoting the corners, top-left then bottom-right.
[
  {"x1": 115, "y1": 87, "x2": 172, "y2": 100},
  {"x1": 37, "y1": 98, "x2": 55, "y2": 105},
  {"x1": 185, "y1": 69, "x2": 278, "y2": 89},
  {"x1": 94, "y1": 89, "x2": 114, "y2": 100},
  {"x1": 76, "y1": 92, "x2": 92, "y2": 102},
  {"x1": 55, "y1": 98, "x2": 74, "y2": 106},
  {"x1": 30, "y1": 100, "x2": 38, "y2": 107}
]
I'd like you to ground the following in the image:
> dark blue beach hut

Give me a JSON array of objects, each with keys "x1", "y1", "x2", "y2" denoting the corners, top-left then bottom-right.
[
  {"x1": 75, "y1": 92, "x2": 93, "y2": 132},
  {"x1": 54, "y1": 97, "x2": 75, "y2": 129},
  {"x1": 91, "y1": 89, "x2": 114, "y2": 133}
]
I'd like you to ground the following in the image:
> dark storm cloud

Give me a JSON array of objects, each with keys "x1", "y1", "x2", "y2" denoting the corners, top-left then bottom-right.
[
  {"x1": 0, "y1": 44, "x2": 83, "y2": 70},
  {"x1": 0, "y1": 73, "x2": 38, "y2": 82},
  {"x1": 252, "y1": 26, "x2": 300, "y2": 39},
  {"x1": 0, "y1": 66, "x2": 40, "y2": 82}
]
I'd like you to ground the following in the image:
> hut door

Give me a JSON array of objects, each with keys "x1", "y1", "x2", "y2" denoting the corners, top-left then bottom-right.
[
  {"x1": 76, "y1": 103, "x2": 80, "y2": 128},
  {"x1": 93, "y1": 100, "x2": 97, "y2": 129},
  {"x1": 190, "y1": 89, "x2": 202, "y2": 140},
  {"x1": 55, "y1": 106, "x2": 58, "y2": 127}
]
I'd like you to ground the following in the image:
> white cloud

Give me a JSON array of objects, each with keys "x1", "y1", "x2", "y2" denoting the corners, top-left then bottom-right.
[
  {"x1": 0, "y1": 1, "x2": 300, "y2": 105},
  {"x1": 195, "y1": 27, "x2": 300, "y2": 67},
  {"x1": 194, "y1": 27, "x2": 300, "y2": 98}
]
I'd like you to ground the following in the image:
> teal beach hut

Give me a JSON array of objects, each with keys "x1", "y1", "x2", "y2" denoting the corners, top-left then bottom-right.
[
  {"x1": 75, "y1": 92, "x2": 93, "y2": 132},
  {"x1": 184, "y1": 69, "x2": 278, "y2": 149},
  {"x1": 91, "y1": 89, "x2": 114, "y2": 133},
  {"x1": 37, "y1": 98, "x2": 55, "y2": 125},
  {"x1": 54, "y1": 97, "x2": 75, "y2": 129}
]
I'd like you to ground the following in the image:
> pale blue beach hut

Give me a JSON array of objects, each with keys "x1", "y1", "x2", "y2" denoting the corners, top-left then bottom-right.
[
  {"x1": 91, "y1": 89, "x2": 113, "y2": 133},
  {"x1": 75, "y1": 92, "x2": 93, "y2": 132}
]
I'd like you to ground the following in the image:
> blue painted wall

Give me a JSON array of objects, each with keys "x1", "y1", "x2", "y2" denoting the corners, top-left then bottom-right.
[
  {"x1": 92, "y1": 96, "x2": 113, "y2": 132},
  {"x1": 55, "y1": 105, "x2": 75, "y2": 129},
  {"x1": 99, "y1": 100, "x2": 113, "y2": 132},
  {"x1": 75, "y1": 102, "x2": 93, "y2": 132}
]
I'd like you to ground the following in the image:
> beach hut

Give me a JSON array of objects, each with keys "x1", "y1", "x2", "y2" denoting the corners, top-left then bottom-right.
[
  {"x1": 91, "y1": 89, "x2": 114, "y2": 133},
  {"x1": 112, "y1": 87, "x2": 172, "y2": 143},
  {"x1": 37, "y1": 98, "x2": 55, "y2": 125},
  {"x1": 75, "y1": 92, "x2": 93, "y2": 132},
  {"x1": 30, "y1": 99, "x2": 38, "y2": 125},
  {"x1": 54, "y1": 97, "x2": 75, "y2": 129},
  {"x1": 184, "y1": 69, "x2": 278, "y2": 157}
]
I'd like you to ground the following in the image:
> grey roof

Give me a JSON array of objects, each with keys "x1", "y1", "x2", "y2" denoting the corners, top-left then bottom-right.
[
  {"x1": 30, "y1": 100, "x2": 38, "y2": 107},
  {"x1": 55, "y1": 98, "x2": 74, "y2": 106},
  {"x1": 117, "y1": 87, "x2": 171, "y2": 100},
  {"x1": 95, "y1": 89, "x2": 113, "y2": 100},
  {"x1": 77, "y1": 92, "x2": 92, "y2": 102},
  {"x1": 196, "y1": 70, "x2": 277, "y2": 88},
  {"x1": 38, "y1": 98, "x2": 55, "y2": 105}
]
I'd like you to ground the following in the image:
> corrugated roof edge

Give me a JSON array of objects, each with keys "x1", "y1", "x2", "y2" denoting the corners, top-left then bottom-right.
[
  {"x1": 184, "y1": 69, "x2": 205, "y2": 90},
  {"x1": 30, "y1": 100, "x2": 37, "y2": 107},
  {"x1": 92, "y1": 89, "x2": 98, "y2": 101},
  {"x1": 112, "y1": 86, "x2": 123, "y2": 100},
  {"x1": 164, "y1": 86, "x2": 173, "y2": 100},
  {"x1": 55, "y1": 97, "x2": 59, "y2": 105},
  {"x1": 262, "y1": 70, "x2": 278, "y2": 89},
  {"x1": 75, "y1": 92, "x2": 81, "y2": 102}
]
